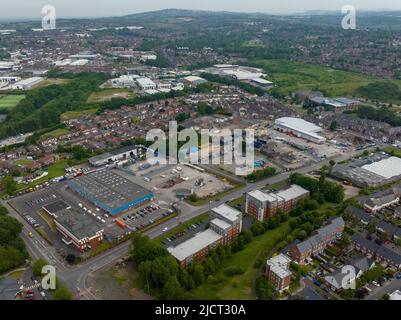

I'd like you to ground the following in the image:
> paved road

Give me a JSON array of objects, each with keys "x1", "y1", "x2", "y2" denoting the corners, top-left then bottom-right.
[
  {"x1": 368, "y1": 278, "x2": 401, "y2": 300},
  {"x1": 3, "y1": 145, "x2": 382, "y2": 300}
]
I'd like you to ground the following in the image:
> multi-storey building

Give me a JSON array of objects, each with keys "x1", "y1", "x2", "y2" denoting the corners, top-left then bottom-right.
[
  {"x1": 43, "y1": 200, "x2": 104, "y2": 252},
  {"x1": 290, "y1": 217, "x2": 345, "y2": 264},
  {"x1": 246, "y1": 185, "x2": 310, "y2": 222},
  {"x1": 168, "y1": 204, "x2": 242, "y2": 267},
  {"x1": 266, "y1": 254, "x2": 292, "y2": 292},
  {"x1": 210, "y1": 204, "x2": 242, "y2": 241}
]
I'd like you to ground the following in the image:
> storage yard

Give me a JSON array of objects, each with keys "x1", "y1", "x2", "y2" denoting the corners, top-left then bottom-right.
[{"x1": 123, "y1": 161, "x2": 236, "y2": 202}]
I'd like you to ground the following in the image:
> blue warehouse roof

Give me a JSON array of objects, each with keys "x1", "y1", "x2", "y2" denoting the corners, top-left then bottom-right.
[{"x1": 68, "y1": 169, "x2": 153, "y2": 215}]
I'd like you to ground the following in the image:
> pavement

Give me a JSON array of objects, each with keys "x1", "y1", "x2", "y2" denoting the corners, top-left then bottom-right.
[
  {"x1": 2, "y1": 144, "x2": 384, "y2": 300},
  {"x1": 367, "y1": 277, "x2": 401, "y2": 300}
]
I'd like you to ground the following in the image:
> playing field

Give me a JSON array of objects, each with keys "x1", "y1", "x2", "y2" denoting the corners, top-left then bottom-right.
[
  {"x1": 87, "y1": 88, "x2": 135, "y2": 103},
  {"x1": 253, "y1": 59, "x2": 389, "y2": 97},
  {"x1": 0, "y1": 94, "x2": 25, "y2": 109},
  {"x1": 60, "y1": 108, "x2": 98, "y2": 121},
  {"x1": 40, "y1": 128, "x2": 70, "y2": 139}
]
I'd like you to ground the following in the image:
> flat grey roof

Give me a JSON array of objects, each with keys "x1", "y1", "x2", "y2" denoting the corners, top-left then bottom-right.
[
  {"x1": 42, "y1": 200, "x2": 70, "y2": 215},
  {"x1": 54, "y1": 208, "x2": 103, "y2": 241},
  {"x1": 167, "y1": 229, "x2": 222, "y2": 261},
  {"x1": 89, "y1": 146, "x2": 142, "y2": 163},
  {"x1": 211, "y1": 218, "x2": 231, "y2": 230},
  {"x1": 276, "y1": 185, "x2": 309, "y2": 202},
  {"x1": 211, "y1": 204, "x2": 242, "y2": 223},
  {"x1": 248, "y1": 189, "x2": 278, "y2": 203}
]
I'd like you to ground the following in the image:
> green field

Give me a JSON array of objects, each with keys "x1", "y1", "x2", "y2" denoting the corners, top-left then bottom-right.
[
  {"x1": 60, "y1": 108, "x2": 98, "y2": 121},
  {"x1": 41, "y1": 128, "x2": 70, "y2": 139},
  {"x1": 382, "y1": 146, "x2": 401, "y2": 158},
  {"x1": 242, "y1": 39, "x2": 265, "y2": 48},
  {"x1": 87, "y1": 88, "x2": 135, "y2": 103},
  {"x1": 190, "y1": 221, "x2": 291, "y2": 299},
  {"x1": 253, "y1": 59, "x2": 396, "y2": 98},
  {"x1": 0, "y1": 94, "x2": 25, "y2": 110},
  {"x1": 15, "y1": 159, "x2": 34, "y2": 166},
  {"x1": 16, "y1": 159, "x2": 69, "y2": 190},
  {"x1": 32, "y1": 78, "x2": 70, "y2": 89}
]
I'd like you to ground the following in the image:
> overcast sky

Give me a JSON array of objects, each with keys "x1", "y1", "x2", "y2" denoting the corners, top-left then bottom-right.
[{"x1": 1, "y1": 0, "x2": 401, "y2": 20}]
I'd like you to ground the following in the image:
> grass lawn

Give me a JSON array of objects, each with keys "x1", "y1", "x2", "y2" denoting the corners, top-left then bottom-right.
[
  {"x1": 267, "y1": 179, "x2": 289, "y2": 191},
  {"x1": 7, "y1": 268, "x2": 25, "y2": 280},
  {"x1": 60, "y1": 108, "x2": 98, "y2": 121},
  {"x1": 187, "y1": 184, "x2": 245, "y2": 206},
  {"x1": 382, "y1": 146, "x2": 401, "y2": 158},
  {"x1": 190, "y1": 221, "x2": 291, "y2": 299},
  {"x1": 41, "y1": 128, "x2": 70, "y2": 139},
  {"x1": 87, "y1": 88, "x2": 135, "y2": 103},
  {"x1": 15, "y1": 159, "x2": 34, "y2": 166},
  {"x1": 32, "y1": 78, "x2": 70, "y2": 88},
  {"x1": 36, "y1": 159, "x2": 68, "y2": 182},
  {"x1": 0, "y1": 94, "x2": 25, "y2": 109},
  {"x1": 227, "y1": 196, "x2": 245, "y2": 208},
  {"x1": 37, "y1": 210, "x2": 56, "y2": 232},
  {"x1": 242, "y1": 39, "x2": 265, "y2": 48},
  {"x1": 36, "y1": 227, "x2": 53, "y2": 245},
  {"x1": 253, "y1": 59, "x2": 387, "y2": 98},
  {"x1": 16, "y1": 159, "x2": 69, "y2": 190}
]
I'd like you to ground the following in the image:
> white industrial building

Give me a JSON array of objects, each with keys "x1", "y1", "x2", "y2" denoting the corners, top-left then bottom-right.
[
  {"x1": 362, "y1": 157, "x2": 401, "y2": 180},
  {"x1": 88, "y1": 146, "x2": 145, "y2": 167},
  {"x1": 111, "y1": 75, "x2": 140, "y2": 88},
  {"x1": 0, "y1": 61, "x2": 14, "y2": 71},
  {"x1": 251, "y1": 77, "x2": 274, "y2": 87},
  {"x1": 136, "y1": 77, "x2": 156, "y2": 90},
  {"x1": 0, "y1": 76, "x2": 20, "y2": 84},
  {"x1": 223, "y1": 69, "x2": 265, "y2": 80},
  {"x1": 204, "y1": 64, "x2": 269, "y2": 83},
  {"x1": 274, "y1": 117, "x2": 326, "y2": 144},
  {"x1": 182, "y1": 75, "x2": 207, "y2": 86},
  {"x1": 11, "y1": 77, "x2": 44, "y2": 90}
]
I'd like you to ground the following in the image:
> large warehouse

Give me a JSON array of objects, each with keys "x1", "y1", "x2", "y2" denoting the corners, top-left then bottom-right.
[
  {"x1": 68, "y1": 169, "x2": 154, "y2": 216},
  {"x1": 332, "y1": 154, "x2": 401, "y2": 188},
  {"x1": 274, "y1": 117, "x2": 326, "y2": 144},
  {"x1": 88, "y1": 145, "x2": 145, "y2": 167}
]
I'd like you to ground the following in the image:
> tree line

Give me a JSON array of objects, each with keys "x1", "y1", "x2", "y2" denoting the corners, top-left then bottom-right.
[
  {"x1": 0, "y1": 205, "x2": 28, "y2": 274},
  {"x1": 0, "y1": 73, "x2": 108, "y2": 139},
  {"x1": 200, "y1": 73, "x2": 266, "y2": 96},
  {"x1": 289, "y1": 172, "x2": 345, "y2": 204}
]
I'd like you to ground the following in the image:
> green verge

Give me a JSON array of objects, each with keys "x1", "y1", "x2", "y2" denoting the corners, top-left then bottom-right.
[{"x1": 190, "y1": 221, "x2": 291, "y2": 299}]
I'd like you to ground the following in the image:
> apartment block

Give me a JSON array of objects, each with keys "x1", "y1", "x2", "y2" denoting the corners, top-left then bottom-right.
[
  {"x1": 246, "y1": 185, "x2": 309, "y2": 222},
  {"x1": 266, "y1": 254, "x2": 292, "y2": 292},
  {"x1": 168, "y1": 204, "x2": 242, "y2": 267}
]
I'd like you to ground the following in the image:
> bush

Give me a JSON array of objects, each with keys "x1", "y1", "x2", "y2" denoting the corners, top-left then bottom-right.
[
  {"x1": 32, "y1": 259, "x2": 48, "y2": 277},
  {"x1": 224, "y1": 266, "x2": 245, "y2": 276}
]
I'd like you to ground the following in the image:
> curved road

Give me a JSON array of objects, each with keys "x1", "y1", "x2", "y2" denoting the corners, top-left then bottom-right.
[{"x1": 3, "y1": 145, "x2": 381, "y2": 300}]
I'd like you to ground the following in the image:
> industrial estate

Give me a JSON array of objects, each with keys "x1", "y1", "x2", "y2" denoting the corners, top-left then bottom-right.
[{"x1": 1, "y1": 5, "x2": 401, "y2": 305}]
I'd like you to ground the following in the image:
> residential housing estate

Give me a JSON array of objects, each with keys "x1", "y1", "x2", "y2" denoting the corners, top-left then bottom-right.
[{"x1": 290, "y1": 217, "x2": 345, "y2": 264}]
